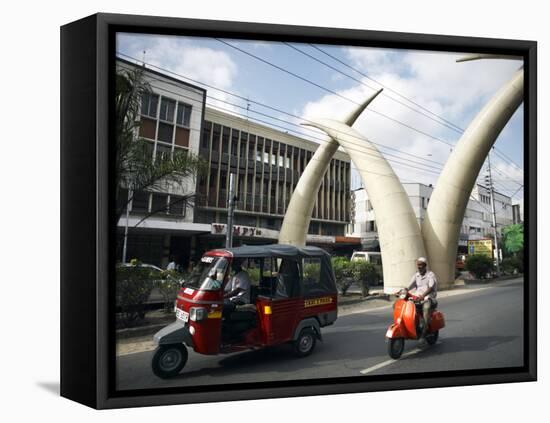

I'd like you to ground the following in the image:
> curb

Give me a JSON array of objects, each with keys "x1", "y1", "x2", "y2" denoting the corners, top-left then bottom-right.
[
  {"x1": 117, "y1": 322, "x2": 169, "y2": 339},
  {"x1": 462, "y1": 274, "x2": 523, "y2": 285}
]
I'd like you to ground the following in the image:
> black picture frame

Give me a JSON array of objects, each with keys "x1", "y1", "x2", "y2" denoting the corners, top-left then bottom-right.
[{"x1": 61, "y1": 12, "x2": 537, "y2": 409}]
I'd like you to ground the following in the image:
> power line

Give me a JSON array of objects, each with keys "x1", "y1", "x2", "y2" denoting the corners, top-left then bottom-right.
[
  {"x1": 310, "y1": 43, "x2": 525, "y2": 173},
  {"x1": 144, "y1": 79, "x2": 445, "y2": 176},
  {"x1": 136, "y1": 74, "x2": 446, "y2": 180},
  {"x1": 493, "y1": 147, "x2": 523, "y2": 173},
  {"x1": 205, "y1": 106, "x2": 443, "y2": 176},
  {"x1": 286, "y1": 42, "x2": 463, "y2": 134},
  {"x1": 215, "y1": 38, "x2": 455, "y2": 147},
  {"x1": 134, "y1": 62, "x2": 448, "y2": 169},
  {"x1": 310, "y1": 44, "x2": 465, "y2": 133},
  {"x1": 119, "y1": 52, "x2": 522, "y2": 188}
]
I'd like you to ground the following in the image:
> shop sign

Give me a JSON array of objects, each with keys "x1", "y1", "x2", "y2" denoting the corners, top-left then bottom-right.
[{"x1": 467, "y1": 239, "x2": 493, "y2": 257}]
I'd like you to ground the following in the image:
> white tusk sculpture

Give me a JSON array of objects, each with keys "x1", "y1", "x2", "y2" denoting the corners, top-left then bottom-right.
[
  {"x1": 278, "y1": 89, "x2": 383, "y2": 247},
  {"x1": 301, "y1": 119, "x2": 426, "y2": 291},
  {"x1": 422, "y1": 65, "x2": 524, "y2": 288}
]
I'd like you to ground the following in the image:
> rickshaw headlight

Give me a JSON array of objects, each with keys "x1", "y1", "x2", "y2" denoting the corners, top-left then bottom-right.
[{"x1": 189, "y1": 307, "x2": 207, "y2": 322}]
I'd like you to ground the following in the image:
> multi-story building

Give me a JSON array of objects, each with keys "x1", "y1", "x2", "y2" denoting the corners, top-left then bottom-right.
[
  {"x1": 116, "y1": 58, "x2": 353, "y2": 268},
  {"x1": 193, "y1": 107, "x2": 353, "y2": 255},
  {"x1": 350, "y1": 182, "x2": 515, "y2": 253}
]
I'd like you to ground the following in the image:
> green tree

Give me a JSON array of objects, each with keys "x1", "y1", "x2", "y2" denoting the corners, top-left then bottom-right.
[
  {"x1": 501, "y1": 223, "x2": 524, "y2": 274},
  {"x1": 502, "y1": 224, "x2": 524, "y2": 255},
  {"x1": 115, "y1": 66, "x2": 206, "y2": 223}
]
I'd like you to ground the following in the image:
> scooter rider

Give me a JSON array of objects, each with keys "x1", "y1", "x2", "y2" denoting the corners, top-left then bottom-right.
[{"x1": 405, "y1": 257, "x2": 438, "y2": 340}]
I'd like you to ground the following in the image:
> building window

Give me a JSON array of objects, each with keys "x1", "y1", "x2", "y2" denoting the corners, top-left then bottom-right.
[
  {"x1": 222, "y1": 127, "x2": 230, "y2": 155},
  {"x1": 175, "y1": 127, "x2": 190, "y2": 147},
  {"x1": 155, "y1": 143, "x2": 172, "y2": 161},
  {"x1": 141, "y1": 92, "x2": 159, "y2": 118},
  {"x1": 151, "y1": 193, "x2": 168, "y2": 214},
  {"x1": 212, "y1": 124, "x2": 221, "y2": 153},
  {"x1": 176, "y1": 102, "x2": 192, "y2": 127},
  {"x1": 159, "y1": 97, "x2": 176, "y2": 122},
  {"x1": 131, "y1": 191, "x2": 150, "y2": 213},
  {"x1": 200, "y1": 121, "x2": 211, "y2": 150},
  {"x1": 139, "y1": 117, "x2": 156, "y2": 140},
  {"x1": 169, "y1": 195, "x2": 185, "y2": 216},
  {"x1": 157, "y1": 122, "x2": 174, "y2": 143}
]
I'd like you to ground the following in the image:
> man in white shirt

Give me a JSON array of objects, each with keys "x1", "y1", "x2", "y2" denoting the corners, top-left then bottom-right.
[
  {"x1": 223, "y1": 259, "x2": 252, "y2": 316},
  {"x1": 406, "y1": 257, "x2": 438, "y2": 340}
]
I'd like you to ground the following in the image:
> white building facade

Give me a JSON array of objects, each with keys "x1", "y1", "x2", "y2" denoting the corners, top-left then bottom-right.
[{"x1": 349, "y1": 182, "x2": 515, "y2": 253}]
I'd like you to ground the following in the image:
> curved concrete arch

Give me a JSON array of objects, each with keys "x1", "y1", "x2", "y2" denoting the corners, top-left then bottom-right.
[
  {"x1": 301, "y1": 119, "x2": 426, "y2": 291},
  {"x1": 278, "y1": 89, "x2": 383, "y2": 247},
  {"x1": 422, "y1": 66, "x2": 524, "y2": 288}
]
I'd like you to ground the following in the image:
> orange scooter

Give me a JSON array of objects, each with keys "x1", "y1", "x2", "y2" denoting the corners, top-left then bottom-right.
[{"x1": 385, "y1": 289, "x2": 445, "y2": 359}]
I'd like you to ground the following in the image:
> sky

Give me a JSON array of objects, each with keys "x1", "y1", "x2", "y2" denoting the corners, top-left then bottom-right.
[{"x1": 116, "y1": 33, "x2": 524, "y2": 206}]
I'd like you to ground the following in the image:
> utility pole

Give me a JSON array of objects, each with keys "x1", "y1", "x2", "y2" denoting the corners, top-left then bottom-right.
[
  {"x1": 226, "y1": 173, "x2": 237, "y2": 248},
  {"x1": 486, "y1": 152, "x2": 501, "y2": 275}
]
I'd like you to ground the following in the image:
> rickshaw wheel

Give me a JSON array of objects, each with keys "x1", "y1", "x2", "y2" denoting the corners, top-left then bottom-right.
[
  {"x1": 293, "y1": 328, "x2": 317, "y2": 357},
  {"x1": 388, "y1": 337, "x2": 405, "y2": 359},
  {"x1": 152, "y1": 344, "x2": 188, "y2": 379}
]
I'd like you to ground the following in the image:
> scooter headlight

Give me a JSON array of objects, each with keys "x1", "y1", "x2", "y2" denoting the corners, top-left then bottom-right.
[{"x1": 189, "y1": 307, "x2": 207, "y2": 322}]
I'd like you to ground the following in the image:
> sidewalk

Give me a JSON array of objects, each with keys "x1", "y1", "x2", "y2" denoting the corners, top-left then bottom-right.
[{"x1": 116, "y1": 275, "x2": 523, "y2": 356}]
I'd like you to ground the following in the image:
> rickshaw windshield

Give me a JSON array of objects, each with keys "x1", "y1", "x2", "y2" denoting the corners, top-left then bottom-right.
[{"x1": 183, "y1": 256, "x2": 228, "y2": 291}]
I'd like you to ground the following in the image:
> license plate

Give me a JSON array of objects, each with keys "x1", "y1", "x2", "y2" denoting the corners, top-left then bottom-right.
[{"x1": 176, "y1": 308, "x2": 189, "y2": 322}]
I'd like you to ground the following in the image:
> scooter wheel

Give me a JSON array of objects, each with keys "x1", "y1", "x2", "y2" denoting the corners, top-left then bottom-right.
[
  {"x1": 426, "y1": 331, "x2": 439, "y2": 345},
  {"x1": 293, "y1": 328, "x2": 317, "y2": 357},
  {"x1": 152, "y1": 344, "x2": 188, "y2": 379},
  {"x1": 388, "y1": 338, "x2": 405, "y2": 359}
]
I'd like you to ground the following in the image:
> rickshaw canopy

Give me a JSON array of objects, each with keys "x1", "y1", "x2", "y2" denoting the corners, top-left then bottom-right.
[{"x1": 209, "y1": 244, "x2": 330, "y2": 260}]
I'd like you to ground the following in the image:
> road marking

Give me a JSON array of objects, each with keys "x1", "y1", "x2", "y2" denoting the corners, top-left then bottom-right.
[{"x1": 359, "y1": 347, "x2": 423, "y2": 375}]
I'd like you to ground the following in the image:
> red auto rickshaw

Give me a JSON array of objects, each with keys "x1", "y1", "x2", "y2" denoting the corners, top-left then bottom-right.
[{"x1": 151, "y1": 244, "x2": 338, "y2": 378}]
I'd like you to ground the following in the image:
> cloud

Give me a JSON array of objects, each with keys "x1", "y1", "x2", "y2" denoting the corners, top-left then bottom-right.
[
  {"x1": 116, "y1": 33, "x2": 240, "y2": 114},
  {"x1": 298, "y1": 46, "x2": 523, "y2": 188}
]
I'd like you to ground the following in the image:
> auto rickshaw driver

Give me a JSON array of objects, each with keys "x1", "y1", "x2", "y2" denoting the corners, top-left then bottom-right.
[{"x1": 222, "y1": 258, "x2": 252, "y2": 316}]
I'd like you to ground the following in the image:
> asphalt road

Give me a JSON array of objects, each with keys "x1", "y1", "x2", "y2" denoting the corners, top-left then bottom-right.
[{"x1": 116, "y1": 278, "x2": 524, "y2": 391}]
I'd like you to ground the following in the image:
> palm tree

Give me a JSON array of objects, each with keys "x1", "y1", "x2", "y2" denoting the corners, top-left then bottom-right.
[{"x1": 115, "y1": 66, "x2": 205, "y2": 224}]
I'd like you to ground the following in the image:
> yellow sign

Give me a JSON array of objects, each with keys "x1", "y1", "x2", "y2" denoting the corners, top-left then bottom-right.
[
  {"x1": 304, "y1": 297, "x2": 333, "y2": 308},
  {"x1": 468, "y1": 239, "x2": 493, "y2": 258}
]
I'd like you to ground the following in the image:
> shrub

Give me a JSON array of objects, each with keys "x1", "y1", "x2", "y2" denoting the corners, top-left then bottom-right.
[
  {"x1": 465, "y1": 254, "x2": 494, "y2": 279},
  {"x1": 501, "y1": 256, "x2": 523, "y2": 275},
  {"x1": 303, "y1": 262, "x2": 321, "y2": 282},
  {"x1": 331, "y1": 256, "x2": 353, "y2": 296},
  {"x1": 116, "y1": 262, "x2": 156, "y2": 326},
  {"x1": 352, "y1": 260, "x2": 378, "y2": 297},
  {"x1": 155, "y1": 269, "x2": 183, "y2": 312}
]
